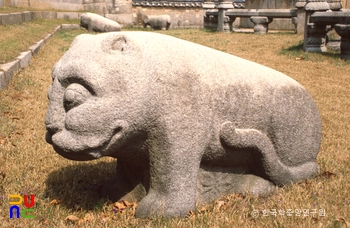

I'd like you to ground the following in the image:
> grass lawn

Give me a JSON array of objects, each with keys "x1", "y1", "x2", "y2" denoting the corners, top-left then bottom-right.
[
  {"x1": 0, "y1": 18, "x2": 80, "y2": 64},
  {"x1": 0, "y1": 6, "x2": 87, "y2": 13},
  {"x1": 0, "y1": 27, "x2": 349, "y2": 227}
]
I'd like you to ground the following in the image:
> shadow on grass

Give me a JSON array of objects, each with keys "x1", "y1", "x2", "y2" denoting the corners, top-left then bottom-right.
[
  {"x1": 280, "y1": 41, "x2": 346, "y2": 61},
  {"x1": 45, "y1": 161, "x2": 116, "y2": 211}
]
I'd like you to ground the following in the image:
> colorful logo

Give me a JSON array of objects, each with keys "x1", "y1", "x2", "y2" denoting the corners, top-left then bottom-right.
[{"x1": 9, "y1": 194, "x2": 35, "y2": 219}]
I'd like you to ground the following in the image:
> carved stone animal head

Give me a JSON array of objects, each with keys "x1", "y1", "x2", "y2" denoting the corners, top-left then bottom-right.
[{"x1": 45, "y1": 33, "x2": 151, "y2": 161}]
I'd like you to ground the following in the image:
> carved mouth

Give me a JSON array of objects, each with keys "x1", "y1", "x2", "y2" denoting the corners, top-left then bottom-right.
[
  {"x1": 45, "y1": 121, "x2": 128, "y2": 161},
  {"x1": 44, "y1": 129, "x2": 110, "y2": 161}
]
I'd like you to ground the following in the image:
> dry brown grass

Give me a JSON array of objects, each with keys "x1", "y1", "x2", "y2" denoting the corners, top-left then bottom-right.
[
  {"x1": 0, "y1": 19, "x2": 79, "y2": 64},
  {"x1": 0, "y1": 29, "x2": 349, "y2": 227},
  {"x1": 0, "y1": 6, "x2": 87, "y2": 13}
]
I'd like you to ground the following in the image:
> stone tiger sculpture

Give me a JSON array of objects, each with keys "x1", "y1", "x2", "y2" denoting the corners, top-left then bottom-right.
[{"x1": 45, "y1": 32, "x2": 322, "y2": 218}]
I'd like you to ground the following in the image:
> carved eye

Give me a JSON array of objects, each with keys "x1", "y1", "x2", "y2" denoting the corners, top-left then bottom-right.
[{"x1": 63, "y1": 83, "x2": 91, "y2": 111}]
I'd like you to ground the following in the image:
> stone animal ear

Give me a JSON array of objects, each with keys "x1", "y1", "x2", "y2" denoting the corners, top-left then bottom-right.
[
  {"x1": 102, "y1": 34, "x2": 135, "y2": 54},
  {"x1": 142, "y1": 15, "x2": 148, "y2": 23},
  {"x1": 111, "y1": 37, "x2": 127, "y2": 52}
]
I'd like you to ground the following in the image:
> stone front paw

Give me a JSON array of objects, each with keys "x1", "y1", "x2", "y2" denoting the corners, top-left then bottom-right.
[{"x1": 135, "y1": 191, "x2": 195, "y2": 218}]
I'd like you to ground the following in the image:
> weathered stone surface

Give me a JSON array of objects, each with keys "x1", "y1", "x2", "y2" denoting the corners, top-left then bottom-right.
[
  {"x1": 0, "y1": 60, "x2": 19, "y2": 90},
  {"x1": 327, "y1": 0, "x2": 342, "y2": 10},
  {"x1": 142, "y1": 14, "x2": 171, "y2": 30},
  {"x1": 30, "y1": 11, "x2": 57, "y2": 19},
  {"x1": 45, "y1": 32, "x2": 322, "y2": 218},
  {"x1": 250, "y1": 16, "x2": 273, "y2": 34},
  {"x1": 44, "y1": 33, "x2": 53, "y2": 42},
  {"x1": 0, "y1": 71, "x2": 5, "y2": 90},
  {"x1": 304, "y1": 23, "x2": 328, "y2": 52},
  {"x1": 57, "y1": 12, "x2": 80, "y2": 20},
  {"x1": 296, "y1": 0, "x2": 307, "y2": 8},
  {"x1": 61, "y1": 24, "x2": 81, "y2": 30},
  {"x1": 134, "y1": 7, "x2": 204, "y2": 29},
  {"x1": 17, "y1": 51, "x2": 32, "y2": 69},
  {"x1": 9, "y1": 13, "x2": 22, "y2": 25},
  {"x1": 305, "y1": 0, "x2": 330, "y2": 11},
  {"x1": 335, "y1": 24, "x2": 350, "y2": 60},
  {"x1": 41, "y1": 11, "x2": 57, "y2": 19},
  {"x1": 29, "y1": 39, "x2": 45, "y2": 55},
  {"x1": 54, "y1": 25, "x2": 62, "y2": 33},
  {"x1": 296, "y1": 6, "x2": 306, "y2": 34},
  {"x1": 80, "y1": 12, "x2": 121, "y2": 32},
  {"x1": 0, "y1": 14, "x2": 5, "y2": 25},
  {"x1": 105, "y1": 14, "x2": 133, "y2": 25},
  {"x1": 22, "y1": 11, "x2": 32, "y2": 22}
]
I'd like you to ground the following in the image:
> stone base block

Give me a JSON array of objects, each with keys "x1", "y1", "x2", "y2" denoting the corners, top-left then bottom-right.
[
  {"x1": 50, "y1": 3, "x2": 83, "y2": 11},
  {"x1": 54, "y1": 25, "x2": 62, "y2": 33},
  {"x1": 61, "y1": 24, "x2": 81, "y2": 30},
  {"x1": 0, "y1": 71, "x2": 5, "y2": 90},
  {"x1": 29, "y1": 39, "x2": 45, "y2": 55},
  {"x1": 22, "y1": 11, "x2": 32, "y2": 22},
  {"x1": 17, "y1": 51, "x2": 32, "y2": 69},
  {"x1": 44, "y1": 33, "x2": 53, "y2": 42},
  {"x1": 9, "y1": 13, "x2": 22, "y2": 25},
  {"x1": 57, "y1": 12, "x2": 81, "y2": 20},
  {"x1": 0, "y1": 14, "x2": 6, "y2": 25},
  {"x1": 0, "y1": 60, "x2": 19, "y2": 90},
  {"x1": 32, "y1": 11, "x2": 57, "y2": 20}
]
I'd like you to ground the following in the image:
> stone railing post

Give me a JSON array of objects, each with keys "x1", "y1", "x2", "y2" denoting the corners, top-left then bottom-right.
[
  {"x1": 303, "y1": 0, "x2": 330, "y2": 52},
  {"x1": 217, "y1": 0, "x2": 233, "y2": 32},
  {"x1": 250, "y1": 16, "x2": 273, "y2": 34},
  {"x1": 335, "y1": 24, "x2": 350, "y2": 60},
  {"x1": 203, "y1": 0, "x2": 217, "y2": 31},
  {"x1": 296, "y1": 0, "x2": 307, "y2": 34}
]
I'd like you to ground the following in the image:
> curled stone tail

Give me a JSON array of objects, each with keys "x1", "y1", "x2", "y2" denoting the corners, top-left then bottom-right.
[{"x1": 220, "y1": 121, "x2": 320, "y2": 186}]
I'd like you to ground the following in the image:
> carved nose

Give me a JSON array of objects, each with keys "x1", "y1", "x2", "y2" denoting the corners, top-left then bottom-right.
[
  {"x1": 45, "y1": 124, "x2": 60, "y2": 135},
  {"x1": 45, "y1": 122, "x2": 63, "y2": 144}
]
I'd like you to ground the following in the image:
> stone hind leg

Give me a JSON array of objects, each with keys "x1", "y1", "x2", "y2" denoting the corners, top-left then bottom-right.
[{"x1": 220, "y1": 121, "x2": 319, "y2": 186}]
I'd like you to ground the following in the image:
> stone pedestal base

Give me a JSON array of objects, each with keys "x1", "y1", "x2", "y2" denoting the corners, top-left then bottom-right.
[
  {"x1": 304, "y1": 23, "x2": 328, "y2": 52},
  {"x1": 250, "y1": 16, "x2": 273, "y2": 34},
  {"x1": 335, "y1": 24, "x2": 350, "y2": 60}
]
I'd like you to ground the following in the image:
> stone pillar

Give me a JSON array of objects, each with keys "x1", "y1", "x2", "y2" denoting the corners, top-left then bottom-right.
[
  {"x1": 250, "y1": 17, "x2": 273, "y2": 34},
  {"x1": 292, "y1": 17, "x2": 298, "y2": 33},
  {"x1": 303, "y1": 0, "x2": 330, "y2": 52},
  {"x1": 327, "y1": 0, "x2": 342, "y2": 10},
  {"x1": 227, "y1": 16, "x2": 236, "y2": 32},
  {"x1": 296, "y1": 0, "x2": 307, "y2": 35},
  {"x1": 217, "y1": 0, "x2": 233, "y2": 32},
  {"x1": 203, "y1": 0, "x2": 216, "y2": 31},
  {"x1": 335, "y1": 24, "x2": 350, "y2": 60}
]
